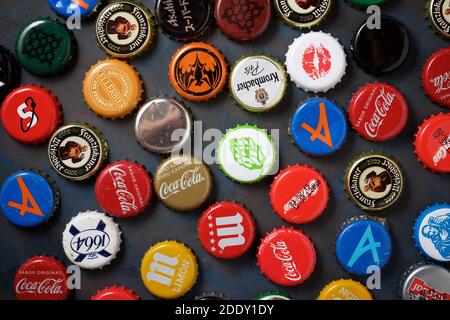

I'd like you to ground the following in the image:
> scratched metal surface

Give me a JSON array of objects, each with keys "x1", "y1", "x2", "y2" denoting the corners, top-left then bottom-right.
[{"x1": 0, "y1": 0, "x2": 449, "y2": 300}]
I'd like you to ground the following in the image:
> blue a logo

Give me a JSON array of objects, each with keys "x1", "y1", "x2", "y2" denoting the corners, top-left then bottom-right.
[{"x1": 347, "y1": 225, "x2": 381, "y2": 268}]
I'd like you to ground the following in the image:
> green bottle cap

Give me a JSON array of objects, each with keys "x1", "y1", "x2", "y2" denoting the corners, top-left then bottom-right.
[
  {"x1": 346, "y1": 0, "x2": 385, "y2": 7},
  {"x1": 16, "y1": 17, "x2": 76, "y2": 76},
  {"x1": 256, "y1": 291, "x2": 291, "y2": 300}
]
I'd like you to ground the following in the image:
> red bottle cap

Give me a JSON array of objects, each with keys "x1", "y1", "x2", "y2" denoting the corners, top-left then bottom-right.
[
  {"x1": 414, "y1": 113, "x2": 450, "y2": 174},
  {"x1": 257, "y1": 227, "x2": 316, "y2": 286},
  {"x1": 349, "y1": 82, "x2": 409, "y2": 142},
  {"x1": 14, "y1": 256, "x2": 69, "y2": 300},
  {"x1": 214, "y1": 0, "x2": 271, "y2": 41},
  {"x1": 270, "y1": 165, "x2": 329, "y2": 224},
  {"x1": 422, "y1": 48, "x2": 450, "y2": 108},
  {"x1": 95, "y1": 160, "x2": 152, "y2": 218},
  {"x1": 1, "y1": 84, "x2": 61, "y2": 144},
  {"x1": 91, "y1": 286, "x2": 140, "y2": 300},
  {"x1": 198, "y1": 201, "x2": 255, "y2": 259}
]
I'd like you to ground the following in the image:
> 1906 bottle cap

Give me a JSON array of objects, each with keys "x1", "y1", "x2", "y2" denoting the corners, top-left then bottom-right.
[
  {"x1": 169, "y1": 42, "x2": 228, "y2": 102},
  {"x1": 274, "y1": 0, "x2": 332, "y2": 29},
  {"x1": 48, "y1": 123, "x2": 108, "y2": 181},
  {"x1": 91, "y1": 286, "x2": 140, "y2": 300},
  {"x1": 257, "y1": 227, "x2": 316, "y2": 286},
  {"x1": 83, "y1": 59, "x2": 143, "y2": 119},
  {"x1": 95, "y1": 160, "x2": 152, "y2": 219},
  {"x1": 349, "y1": 82, "x2": 409, "y2": 142},
  {"x1": 135, "y1": 98, "x2": 192, "y2": 154},
  {"x1": 140, "y1": 240, "x2": 198, "y2": 299},
  {"x1": 0, "y1": 45, "x2": 20, "y2": 102},
  {"x1": 422, "y1": 48, "x2": 450, "y2": 108},
  {"x1": 198, "y1": 201, "x2": 255, "y2": 259},
  {"x1": 215, "y1": 0, "x2": 271, "y2": 41},
  {"x1": 48, "y1": 0, "x2": 102, "y2": 18},
  {"x1": 96, "y1": 1, "x2": 155, "y2": 58},
  {"x1": 317, "y1": 279, "x2": 372, "y2": 300},
  {"x1": 16, "y1": 17, "x2": 76, "y2": 76},
  {"x1": 414, "y1": 113, "x2": 450, "y2": 174},
  {"x1": 285, "y1": 31, "x2": 347, "y2": 93},
  {"x1": 426, "y1": 0, "x2": 450, "y2": 39},
  {"x1": 400, "y1": 263, "x2": 450, "y2": 300},
  {"x1": 1, "y1": 84, "x2": 61, "y2": 144}
]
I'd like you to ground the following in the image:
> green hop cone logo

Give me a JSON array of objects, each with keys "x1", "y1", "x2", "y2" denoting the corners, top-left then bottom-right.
[{"x1": 230, "y1": 137, "x2": 266, "y2": 171}]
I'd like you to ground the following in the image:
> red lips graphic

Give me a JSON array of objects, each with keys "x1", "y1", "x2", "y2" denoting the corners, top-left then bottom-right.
[{"x1": 302, "y1": 43, "x2": 331, "y2": 80}]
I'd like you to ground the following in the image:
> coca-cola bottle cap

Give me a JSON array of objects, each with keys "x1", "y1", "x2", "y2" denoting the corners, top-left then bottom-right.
[{"x1": 422, "y1": 48, "x2": 450, "y2": 108}]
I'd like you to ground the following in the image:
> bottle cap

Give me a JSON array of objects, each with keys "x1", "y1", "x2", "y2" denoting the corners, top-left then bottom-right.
[
  {"x1": 422, "y1": 48, "x2": 450, "y2": 108},
  {"x1": 399, "y1": 263, "x2": 450, "y2": 300},
  {"x1": 135, "y1": 98, "x2": 192, "y2": 154},
  {"x1": 256, "y1": 291, "x2": 291, "y2": 300},
  {"x1": 290, "y1": 98, "x2": 347, "y2": 156},
  {"x1": 414, "y1": 203, "x2": 450, "y2": 263},
  {"x1": 1, "y1": 84, "x2": 62, "y2": 144},
  {"x1": 14, "y1": 256, "x2": 69, "y2": 300},
  {"x1": 168, "y1": 42, "x2": 228, "y2": 102},
  {"x1": 16, "y1": 17, "x2": 76, "y2": 76},
  {"x1": 229, "y1": 54, "x2": 287, "y2": 112},
  {"x1": 140, "y1": 240, "x2": 198, "y2": 299},
  {"x1": 48, "y1": 0, "x2": 102, "y2": 18},
  {"x1": 285, "y1": 31, "x2": 347, "y2": 93},
  {"x1": 91, "y1": 286, "x2": 140, "y2": 300},
  {"x1": 95, "y1": 160, "x2": 152, "y2": 219},
  {"x1": 414, "y1": 113, "x2": 450, "y2": 174},
  {"x1": 348, "y1": 82, "x2": 409, "y2": 142},
  {"x1": 62, "y1": 210, "x2": 122, "y2": 269},
  {"x1": 0, "y1": 170, "x2": 59, "y2": 227},
  {"x1": 335, "y1": 216, "x2": 392, "y2": 276},
  {"x1": 48, "y1": 123, "x2": 109, "y2": 181},
  {"x1": 217, "y1": 124, "x2": 276, "y2": 183},
  {"x1": 345, "y1": 0, "x2": 385, "y2": 7},
  {"x1": 426, "y1": 0, "x2": 450, "y2": 39},
  {"x1": 154, "y1": 154, "x2": 212, "y2": 211},
  {"x1": 257, "y1": 227, "x2": 316, "y2": 286},
  {"x1": 317, "y1": 279, "x2": 372, "y2": 300},
  {"x1": 214, "y1": 0, "x2": 271, "y2": 41},
  {"x1": 344, "y1": 152, "x2": 404, "y2": 211},
  {"x1": 274, "y1": 0, "x2": 332, "y2": 29},
  {"x1": 0, "y1": 45, "x2": 21, "y2": 102},
  {"x1": 96, "y1": 1, "x2": 155, "y2": 58},
  {"x1": 198, "y1": 201, "x2": 256, "y2": 259},
  {"x1": 270, "y1": 165, "x2": 329, "y2": 224},
  {"x1": 351, "y1": 15, "x2": 409, "y2": 74},
  {"x1": 155, "y1": 0, "x2": 212, "y2": 41},
  {"x1": 83, "y1": 59, "x2": 143, "y2": 119},
  {"x1": 195, "y1": 292, "x2": 229, "y2": 300}
]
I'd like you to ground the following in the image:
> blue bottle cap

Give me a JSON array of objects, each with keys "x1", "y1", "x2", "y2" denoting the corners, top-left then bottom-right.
[
  {"x1": 336, "y1": 216, "x2": 392, "y2": 275},
  {"x1": 414, "y1": 203, "x2": 450, "y2": 263},
  {"x1": 0, "y1": 171, "x2": 58, "y2": 227},
  {"x1": 48, "y1": 0, "x2": 100, "y2": 18},
  {"x1": 290, "y1": 97, "x2": 347, "y2": 156}
]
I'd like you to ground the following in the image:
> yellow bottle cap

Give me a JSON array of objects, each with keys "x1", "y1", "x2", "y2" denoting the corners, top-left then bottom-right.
[
  {"x1": 317, "y1": 279, "x2": 373, "y2": 300},
  {"x1": 83, "y1": 59, "x2": 142, "y2": 119},
  {"x1": 140, "y1": 241, "x2": 198, "y2": 299}
]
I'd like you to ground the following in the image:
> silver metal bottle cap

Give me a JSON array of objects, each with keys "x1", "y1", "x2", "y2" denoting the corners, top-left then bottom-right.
[{"x1": 400, "y1": 264, "x2": 450, "y2": 300}]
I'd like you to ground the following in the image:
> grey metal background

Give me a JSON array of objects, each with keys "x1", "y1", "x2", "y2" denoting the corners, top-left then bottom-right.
[{"x1": 0, "y1": 0, "x2": 449, "y2": 300}]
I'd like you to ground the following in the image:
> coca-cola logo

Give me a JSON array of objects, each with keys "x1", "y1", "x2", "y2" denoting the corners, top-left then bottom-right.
[
  {"x1": 159, "y1": 167, "x2": 205, "y2": 200},
  {"x1": 16, "y1": 278, "x2": 64, "y2": 295},
  {"x1": 108, "y1": 167, "x2": 138, "y2": 213},
  {"x1": 270, "y1": 241, "x2": 301, "y2": 281},
  {"x1": 430, "y1": 71, "x2": 450, "y2": 94},
  {"x1": 433, "y1": 134, "x2": 450, "y2": 166},
  {"x1": 364, "y1": 87, "x2": 396, "y2": 138}
]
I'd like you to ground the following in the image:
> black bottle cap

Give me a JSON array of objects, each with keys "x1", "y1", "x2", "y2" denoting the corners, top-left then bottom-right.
[
  {"x1": 351, "y1": 15, "x2": 409, "y2": 75},
  {"x1": 0, "y1": 45, "x2": 21, "y2": 103}
]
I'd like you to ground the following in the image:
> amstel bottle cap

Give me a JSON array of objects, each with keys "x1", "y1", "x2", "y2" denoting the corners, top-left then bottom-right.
[
  {"x1": 229, "y1": 54, "x2": 287, "y2": 112},
  {"x1": 344, "y1": 152, "x2": 404, "y2": 211},
  {"x1": 317, "y1": 279, "x2": 373, "y2": 300},
  {"x1": 48, "y1": 0, "x2": 102, "y2": 18},
  {"x1": 274, "y1": 0, "x2": 332, "y2": 29},
  {"x1": 96, "y1": 1, "x2": 155, "y2": 58},
  {"x1": 16, "y1": 17, "x2": 76, "y2": 76},
  {"x1": 48, "y1": 123, "x2": 109, "y2": 181},
  {"x1": 414, "y1": 203, "x2": 450, "y2": 263},
  {"x1": 95, "y1": 160, "x2": 152, "y2": 219},
  {"x1": 346, "y1": 0, "x2": 385, "y2": 7},
  {"x1": 154, "y1": 154, "x2": 212, "y2": 211},
  {"x1": 215, "y1": 0, "x2": 271, "y2": 41},
  {"x1": 422, "y1": 48, "x2": 450, "y2": 108},
  {"x1": 0, "y1": 45, "x2": 20, "y2": 102},
  {"x1": 83, "y1": 59, "x2": 143, "y2": 119},
  {"x1": 256, "y1": 291, "x2": 291, "y2": 300},
  {"x1": 285, "y1": 31, "x2": 347, "y2": 93},
  {"x1": 0, "y1": 170, "x2": 59, "y2": 227},
  {"x1": 168, "y1": 42, "x2": 228, "y2": 102},
  {"x1": 140, "y1": 240, "x2": 198, "y2": 299},
  {"x1": 14, "y1": 256, "x2": 69, "y2": 300},
  {"x1": 257, "y1": 227, "x2": 316, "y2": 286},
  {"x1": 335, "y1": 216, "x2": 392, "y2": 276},
  {"x1": 217, "y1": 124, "x2": 276, "y2": 183},
  {"x1": 1, "y1": 84, "x2": 61, "y2": 144},
  {"x1": 348, "y1": 82, "x2": 409, "y2": 142},
  {"x1": 198, "y1": 201, "x2": 256, "y2": 259},
  {"x1": 62, "y1": 210, "x2": 122, "y2": 269},
  {"x1": 426, "y1": 0, "x2": 450, "y2": 39},
  {"x1": 91, "y1": 286, "x2": 140, "y2": 300}
]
